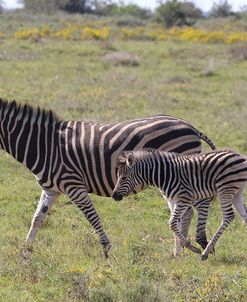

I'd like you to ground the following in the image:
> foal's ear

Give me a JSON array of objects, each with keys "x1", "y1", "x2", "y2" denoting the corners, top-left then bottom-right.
[
  {"x1": 116, "y1": 152, "x2": 134, "y2": 168},
  {"x1": 116, "y1": 152, "x2": 128, "y2": 168},
  {"x1": 126, "y1": 153, "x2": 135, "y2": 167}
]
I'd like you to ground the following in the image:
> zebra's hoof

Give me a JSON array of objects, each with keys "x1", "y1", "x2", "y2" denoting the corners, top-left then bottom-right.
[
  {"x1": 209, "y1": 247, "x2": 215, "y2": 255},
  {"x1": 201, "y1": 254, "x2": 208, "y2": 261},
  {"x1": 20, "y1": 242, "x2": 33, "y2": 260},
  {"x1": 102, "y1": 242, "x2": 112, "y2": 258}
]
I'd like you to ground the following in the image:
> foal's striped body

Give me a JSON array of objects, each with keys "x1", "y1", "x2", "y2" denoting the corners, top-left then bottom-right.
[{"x1": 113, "y1": 149, "x2": 247, "y2": 259}]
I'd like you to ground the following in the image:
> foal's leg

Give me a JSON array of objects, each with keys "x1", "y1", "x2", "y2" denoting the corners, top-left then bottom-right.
[
  {"x1": 232, "y1": 188, "x2": 247, "y2": 224},
  {"x1": 26, "y1": 189, "x2": 60, "y2": 243},
  {"x1": 169, "y1": 201, "x2": 201, "y2": 255},
  {"x1": 166, "y1": 198, "x2": 194, "y2": 256},
  {"x1": 201, "y1": 196, "x2": 235, "y2": 260},
  {"x1": 193, "y1": 198, "x2": 212, "y2": 249},
  {"x1": 66, "y1": 186, "x2": 111, "y2": 258}
]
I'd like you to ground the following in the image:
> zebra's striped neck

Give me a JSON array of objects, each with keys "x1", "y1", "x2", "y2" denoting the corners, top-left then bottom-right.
[{"x1": 0, "y1": 99, "x2": 59, "y2": 175}]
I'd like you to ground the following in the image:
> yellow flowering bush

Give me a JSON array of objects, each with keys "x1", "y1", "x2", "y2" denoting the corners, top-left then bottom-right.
[
  {"x1": 82, "y1": 27, "x2": 111, "y2": 40},
  {"x1": 225, "y1": 32, "x2": 247, "y2": 44},
  {"x1": 14, "y1": 28, "x2": 43, "y2": 40},
  {"x1": 168, "y1": 27, "x2": 247, "y2": 44},
  {"x1": 120, "y1": 27, "x2": 146, "y2": 40},
  {"x1": 147, "y1": 28, "x2": 168, "y2": 41},
  {"x1": 52, "y1": 27, "x2": 76, "y2": 40},
  {"x1": 11, "y1": 21, "x2": 247, "y2": 44}
]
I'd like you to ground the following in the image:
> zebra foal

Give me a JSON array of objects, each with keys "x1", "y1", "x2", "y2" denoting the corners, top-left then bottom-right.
[
  {"x1": 112, "y1": 149, "x2": 247, "y2": 260},
  {"x1": 0, "y1": 99, "x2": 215, "y2": 257}
]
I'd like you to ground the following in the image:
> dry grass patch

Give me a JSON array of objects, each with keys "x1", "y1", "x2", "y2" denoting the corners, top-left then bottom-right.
[
  {"x1": 164, "y1": 75, "x2": 191, "y2": 84},
  {"x1": 103, "y1": 51, "x2": 140, "y2": 67},
  {"x1": 230, "y1": 44, "x2": 247, "y2": 60}
]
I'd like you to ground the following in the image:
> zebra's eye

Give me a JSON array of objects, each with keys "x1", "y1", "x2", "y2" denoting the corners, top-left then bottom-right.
[{"x1": 121, "y1": 176, "x2": 127, "y2": 181}]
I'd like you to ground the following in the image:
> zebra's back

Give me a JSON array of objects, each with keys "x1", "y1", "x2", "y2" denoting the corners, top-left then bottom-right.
[{"x1": 58, "y1": 115, "x2": 214, "y2": 197}]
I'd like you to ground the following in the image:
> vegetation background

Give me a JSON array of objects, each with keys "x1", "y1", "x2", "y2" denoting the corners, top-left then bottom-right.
[{"x1": 1, "y1": 0, "x2": 247, "y2": 301}]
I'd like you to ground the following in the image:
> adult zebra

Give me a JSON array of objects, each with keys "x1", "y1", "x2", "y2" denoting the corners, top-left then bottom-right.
[
  {"x1": 112, "y1": 149, "x2": 247, "y2": 260},
  {"x1": 0, "y1": 99, "x2": 215, "y2": 257}
]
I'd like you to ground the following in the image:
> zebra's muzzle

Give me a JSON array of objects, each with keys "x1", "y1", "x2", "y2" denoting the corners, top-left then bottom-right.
[{"x1": 112, "y1": 192, "x2": 123, "y2": 201}]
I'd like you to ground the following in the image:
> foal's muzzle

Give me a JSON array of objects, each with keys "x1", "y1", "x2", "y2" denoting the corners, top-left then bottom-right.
[{"x1": 112, "y1": 192, "x2": 123, "y2": 201}]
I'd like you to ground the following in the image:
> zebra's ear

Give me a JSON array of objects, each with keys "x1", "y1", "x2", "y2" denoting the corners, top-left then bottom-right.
[{"x1": 126, "y1": 153, "x2": 135, "y2": 167}]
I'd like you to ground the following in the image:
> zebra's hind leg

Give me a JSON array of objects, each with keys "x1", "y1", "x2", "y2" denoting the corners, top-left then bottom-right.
[
  {"x1": 169, "y1": 201, "x2": 201, "y2": 255},
  {"x1": 193, "y1": 198, "x2": 213, "y2": 250},
  {"x1": 67, "y1": 187, "x2": 111, "y2": 258},
  {"x1": 201, "y1": 196, "x2": 235, "y2": 260},
  {"x1": 26, "y1": 190, "x2": 60, "y2": 243}
]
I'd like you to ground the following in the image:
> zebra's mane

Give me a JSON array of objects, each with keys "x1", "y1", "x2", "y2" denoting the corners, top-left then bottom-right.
[
  {"x1": 128, "y1": 148, "x2": 243, "y2": 162},
  {"x1": 0, "y1": 98, "x2": 61, "y2": 123},
  {"x1": 136, "y1": 149, "x2": 171, "y2": 160},
  {"x1": 121, "y1": 149, "x2": 169, "y2": 161}
]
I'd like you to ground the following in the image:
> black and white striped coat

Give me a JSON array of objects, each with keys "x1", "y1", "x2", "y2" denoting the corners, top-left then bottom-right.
[
  {"x1": 0, "y1": 99, "x2": 215, "y2": 257},
  {"x1": 112, "y1": 149, "x2": 247, "y2": 259}
]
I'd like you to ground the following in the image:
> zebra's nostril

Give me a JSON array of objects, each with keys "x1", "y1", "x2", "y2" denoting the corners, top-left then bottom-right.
[{"x1": 112, "y1": 192, "x2": 123, "y2": 201}]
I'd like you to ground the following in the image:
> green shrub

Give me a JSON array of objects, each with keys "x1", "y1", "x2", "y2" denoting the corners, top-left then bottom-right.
[
  {"x1": 20, "y1": 0, "x2": 92, "y2": 13},
  {"x1": 0, "y1": 0, "x2": 4, "y2": 13},
  {"x1": 155, "y1": 0, "x2": 202, "y2": 28},
  {"x1": 93, "y1": 1, "x2": 151, "y2": 18},
  {"x1": 20, "y1": 0, "x2": 63, "y2": 13},
  {"x1": 209, "y1": 0, "x2": 235, "y2": 18},
  {"x1": 62, "y1": 0, "x2": 92, "y2": 13},
  {"x1": 116, "y1": 17, "x2": 146, "y2": 27}
]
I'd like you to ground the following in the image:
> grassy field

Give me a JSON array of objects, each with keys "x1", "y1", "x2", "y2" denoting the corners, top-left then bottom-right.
[{"x1": 1, "y1": 11, "x2": 247, "y2": 301}]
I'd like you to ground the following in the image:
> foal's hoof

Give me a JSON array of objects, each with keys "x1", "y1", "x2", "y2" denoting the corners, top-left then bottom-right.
[
  {"x1": 173, "y1": 250, "x2": 183, "y2": 258},
  {"x1": 102, "y1": 242, "x2": 112, "y2": 258},
  {"x1": 191, "y1": 246, "x2": 201, "y2": 254},
  {"x1": 186, "y1": 242, "x2": 201, "y2": 254},
  {"x1": 201, "y1": 254, "x2": 208, "y2": 261}
]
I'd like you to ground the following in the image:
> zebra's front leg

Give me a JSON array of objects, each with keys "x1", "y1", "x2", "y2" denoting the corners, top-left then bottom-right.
[
  {"x1": 26, "y1": 189, "x2": 60, "y2": 243},
  {"x1": 193, "y1": 198, "x2": 212, "y2": 250},
  {"x1": 67, "y1": 188, "x2": 111, "y2": 258},
  {"x1": 201, "y1": 198, "x2": 234, "y2": 260},
  {"x1": 169, "y1": 201, "x2": 201, "y2": 255}
]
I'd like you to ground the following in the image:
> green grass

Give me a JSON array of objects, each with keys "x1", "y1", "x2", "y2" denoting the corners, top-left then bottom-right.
[{"x1": 1, "y1": 12, "x2": 247, "y2": 301}]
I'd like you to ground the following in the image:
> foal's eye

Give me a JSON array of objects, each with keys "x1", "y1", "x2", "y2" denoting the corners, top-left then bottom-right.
[{"x1": 121, "y1": 176, "x2": 127, "y2": 181}]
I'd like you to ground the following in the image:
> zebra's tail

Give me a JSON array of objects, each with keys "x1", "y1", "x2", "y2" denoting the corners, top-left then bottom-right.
[{"x1": 194, "y1": 128, "x2": 216, "y2": 150}]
